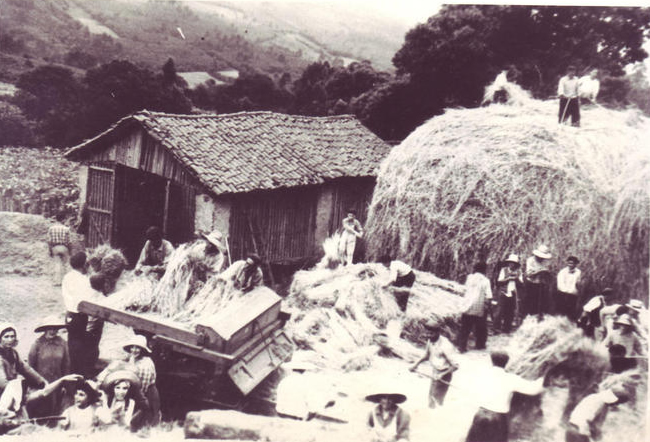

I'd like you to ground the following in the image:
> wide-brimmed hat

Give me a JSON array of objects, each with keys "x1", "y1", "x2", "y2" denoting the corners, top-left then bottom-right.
[
  {"x1": 365, "y1": 392, "x2": 407, "y2": 404},
  {"x1": 532, "y1": 245, "x2": 552, "y2": 259},
  {"x1": 102, "y1": 369, "x2": 141, "y2": 391},
  {"x1": 504, "y1": 254, "x2": 520, "y2": 266},
  {"x1": 122, "y1": 334, "x2": 152, "y2": 355},
  {"x1": 626, "y1": 299, "x2": 644, "y2": 312},
  {"x1": 202, "y1": 230, "x2": 226, "y2": 251},
  {"x1": 614, "y1": 314, "x2": 633, "y2": 327},
  {"x1": 34, "y1": 314, "x2": 67, "y2": 333}
]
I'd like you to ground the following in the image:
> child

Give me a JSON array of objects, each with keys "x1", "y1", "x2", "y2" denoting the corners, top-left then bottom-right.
[
  {"x1": 59, "y1": 379, "x2": 100, "y2": 434},
  {"x1": 122, "y1": 335, "x2": 160, "y2": 425},
  {"x1": 96, "y1": 370, "x2": 147, "y2": 431}
]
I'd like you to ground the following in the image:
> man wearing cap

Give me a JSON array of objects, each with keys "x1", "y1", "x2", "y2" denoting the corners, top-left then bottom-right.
[
  {"x1": 465, "y1": 351, "x2": 544, "y2": 442},
  {"x1": 566, "y1": 387, "x2": 629, "y2": 442},
  {"x1": 47, "y1": 212, "x2": 71, "y2": 286},
  {"x1": 558, "y1": 65, "x2": 581, "y2": 127},
  {"x1": 366, "y1": 390, "x2": 410, "y2": 442},
  {"x1": 134, "y1": 226, "x2": 174, "y2": 278},
  {"x1": 409, "y1": 323, "x2": 459, "y2": 408},
  {"x1": 494, "y1": 254, "x2": 522, "y2": 333},
  {"x1": 218, "y1": 253, "x2": 264, "y2": 293},
  {"x1": 523, "y1": 245, "x2": 553, "y2": 318},
  {"x1": 556, "y1": 256, "x2": 582, "y2": 320}
]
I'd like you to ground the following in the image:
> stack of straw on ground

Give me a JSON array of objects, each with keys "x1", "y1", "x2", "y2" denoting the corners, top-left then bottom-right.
[{"x1": 365, "y1": 79, "x2": 650, "y2": 301}]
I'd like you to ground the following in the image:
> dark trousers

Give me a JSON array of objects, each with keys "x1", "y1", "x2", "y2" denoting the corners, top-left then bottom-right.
[
  {"x1": 84, "y1": 323, "x2": 104, "y2": 377},
  {"x1": 565, "y1": 425, "x2": 590, "y2": 442},
  {"x1": 66, "y1": 312, "x2": 88, "y2": 375},
  {"x1": 555, "y1": 292, "x2": 578, "y2": 320},
  {"x1": 494, "y1": 295, "x2": 516, "y2": 333},
  {"x1": 429, "y1": 372, "x2": 452, "y2": 408},
  {"x1": 523, "y1": 282, "x2": 551, "y2": 317},
  {"x1": 559, "y1": 97, "x2": 580, "y2": 126},
  {"x1": 459, "y1": 314, "x2": 487, "y2": 352},
  {"x1": 392, "y1": 271, "x2": 415, "y2": 312},
  {"x1": 466, "y1": 408, "x2": 508, "y2": 442}
]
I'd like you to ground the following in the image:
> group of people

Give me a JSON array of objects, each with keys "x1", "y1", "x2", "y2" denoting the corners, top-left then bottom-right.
[
  {"x1": 557, "y1": 65, "x2": 601, "y2": 127},
  {"x1": 0, "y1": 318, "x2": 158, "y2": 434}
]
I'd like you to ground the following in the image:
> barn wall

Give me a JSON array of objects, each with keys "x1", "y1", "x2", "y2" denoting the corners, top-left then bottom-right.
[
  {"x1": 78, "y1": 166, "x2": 88, "y2": 209},
  {"x1": 314, "y1": 185, "x2": 334, "y2": 253},
  {"x1": 194, "y1": 193, "x2": 231, "y2": 238}
]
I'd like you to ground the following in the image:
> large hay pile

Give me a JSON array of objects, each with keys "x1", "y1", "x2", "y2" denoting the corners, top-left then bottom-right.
[{"x1": 366, "y1": 93, "x2": 650, "y2": 300}]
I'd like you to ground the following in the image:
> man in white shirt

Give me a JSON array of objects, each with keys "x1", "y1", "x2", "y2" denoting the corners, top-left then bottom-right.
[
  {"x1": 459, "y1": 262, "x2": 492, "y2": 352},
  {"x1": 556, "y1": 256, "x2": 582, "y2": 320},
  {"x1": 566, "y1": 387, "x2": 628, "y2": 442},
  {"x1": 558, "y1": 65, "x2": 581, "y2": 127},
  {"x1": 379, "y1": 255, "x2": 416, "y2": 313},
  {"x1": 465, "y1": 351, "x2": 544, "y2": 442},
  {"x1": 578, "y1": 69, "x2": 600, "y2": 104}
]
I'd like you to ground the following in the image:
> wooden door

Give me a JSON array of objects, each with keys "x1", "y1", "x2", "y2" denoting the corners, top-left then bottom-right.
[{"x1": 86, "y1": 165, "x2": 116, "y2": 248}]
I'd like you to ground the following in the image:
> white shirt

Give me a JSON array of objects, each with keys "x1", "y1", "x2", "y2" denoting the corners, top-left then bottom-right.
[
  {"x1": 569, "y1": 390, "x2": 617, "y2": 435},
  {"x1": 557, "y1": 267, "x2": 581, "y2": 295},
  {"x1": 463, "y1": 273, "x2": 493, "y2": 317},
  {"x1": 578, "y1": 75, "x2": 600, "y2": 101},
  {"x1": 61, "y1": 270, "x2": 92, "y2": 313},
  {"x1": 389, "y1": 261, "x2": 412, "y2": 281},
  {"x1": 476, "y1": 367, "x2": 543, "y2": 413},
  {"x1": 426, "y1": 336, "x2": 459, "y2": 376},
  {"x1": 558, "y1": 75, "x2": 580, "y2": 98}
]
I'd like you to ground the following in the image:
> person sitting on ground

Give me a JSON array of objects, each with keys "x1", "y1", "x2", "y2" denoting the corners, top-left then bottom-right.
[
  {"x1": 27, "y1": 315, "x2": 70, "y2": 417},
  {"x1": 578, "y1": 288, "x2": 615, "y2": 340},
  {"x1": 459, "y1": 262, "x2": 493, "y2": 352},
  {"x1": 409, "y1": 321, "x2": 459, "y2": 408},
  {"x1": 465, "y1": 351, "x2": 544, "y2": 442},
  {"x1": 218, "y1": 253, "x2": 264, "y2": 293},
  {"x1": 578, "y1": 69, "x2": 600, "y2": 104},
  {"x1": 523, "y1": 245, "x2": 553, "y2": 318},
  {"x1": 0, "y1": 323, "x2": 48, "y2": 417},
  {"x1": 47, "y1": 212, "x2": 71, "y2": 286},
  {"x1": 556, "y1": 256, "x2": 583, "y2": 320},
  {"x1": 134, "y1": 226, "x2": 174, "y2": 279},
  {"x1": 121, "y1": 335, "x2": 160, "y2": 426},
  {"x1": 366, "y1": 389, "x2": 410, "y2": 442},
  {"x1": 59, "y1": 379, "x2": 101, "y2": 434},
  {"x1": 378, "y1": 255, "x2": 416, "y2": 313},
  {"x1": 565, "y1": 387, "x2": 629, "y2": 442},
  {"x1": 96, "y1": 370, "x2": 147, "y2": 432},
  {"x1": 494, "y1": 254, "x2": 522, "y2": 333},
  {"x1": 338, "y1": 209, "x2": 363, "y2": 266}
]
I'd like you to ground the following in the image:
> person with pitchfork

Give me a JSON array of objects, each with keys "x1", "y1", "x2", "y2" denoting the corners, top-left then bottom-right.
[
  {"x1": 558, "y1": 65, "x2": 581, "y2": 127},
  {"x1": 409, "y1": 321, "x2": 459, "y2": 408}
]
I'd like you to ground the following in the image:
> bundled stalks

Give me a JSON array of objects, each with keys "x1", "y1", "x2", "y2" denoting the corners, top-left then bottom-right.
[
  {"x1": 366, "y1": 88, "x2": 650, "y2": 300},
  {"x1": 87, "y1": 245, "x2": 127, "y2": 294}
]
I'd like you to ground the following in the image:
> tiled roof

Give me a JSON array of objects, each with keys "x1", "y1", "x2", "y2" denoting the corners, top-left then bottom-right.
[{"x1": 66, "y1": 111, "x2": 390, "y2": 195}]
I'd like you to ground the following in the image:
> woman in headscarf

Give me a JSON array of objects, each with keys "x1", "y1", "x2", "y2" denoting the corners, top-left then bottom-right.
[{"x1": 0, "y1": 323, "x2": 47, "y2": 416}]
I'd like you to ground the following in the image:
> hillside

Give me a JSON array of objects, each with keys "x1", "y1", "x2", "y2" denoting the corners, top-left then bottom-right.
[{"x1": 0, "y1": 0, "x2": 413, "y2": 84}]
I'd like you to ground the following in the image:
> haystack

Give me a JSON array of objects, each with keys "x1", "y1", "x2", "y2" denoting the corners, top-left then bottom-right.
[{"x1": 366, "y1": 83, "x2": 650, "y2": 300}]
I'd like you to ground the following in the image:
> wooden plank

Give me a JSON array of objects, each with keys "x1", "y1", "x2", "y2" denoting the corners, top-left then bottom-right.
[
  {"x1": 151, "y1": 335, "x2": 234, "y2": 363},
  {"x1": 230, "y1": 318, "x2": 284, "y2": 359},
  {"x1": 163, "y1": 180, "x2": 171, "y2": 236},
  {"x1": 87, "y1": 207, "x2": 112, "y2": 215},
  {"x1": 78, "y1": 301, "x2": 204, "y2": 346}
]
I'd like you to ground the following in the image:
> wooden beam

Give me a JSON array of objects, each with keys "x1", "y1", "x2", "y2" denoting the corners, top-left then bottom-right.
[{"x1": 163, "y1": 179, "x2": 171, "y2": 236}]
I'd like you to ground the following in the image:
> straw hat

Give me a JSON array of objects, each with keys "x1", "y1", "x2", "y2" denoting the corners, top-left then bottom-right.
[
  {"x1": 626, "y1": 299, "x2": 644, "y2": 312},
  {"x1": 365, "y1": 392, "x2": 407, "y2": 404},
  {"x1": 122, "y1": 334, "x2": 152, "y2": 355},
  {"x1": 202, "y1": 230, "x2": 226, "y2": 251},
  {"x1": 34, "y1": 314, "x2": 67, "y2": 333},
  {"x1": 614, "y1": 314, "x2": 633, "y2": 327},
  {"x1": 504, "y1": 254, "x2": 520, "y2": 266},
  {"x1": 532, "y1": 245, "x2": 552, "y2": 259},
  {"x1": 102, "y1": 369, "x2": 141, "y2": 390}
]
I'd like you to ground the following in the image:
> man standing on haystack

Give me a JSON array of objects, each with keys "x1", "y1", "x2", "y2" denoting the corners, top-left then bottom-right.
[
  {"x1": 523, "y1": 245, "x2": 553, "y2": 319},
  {"x1": 558, "y1": 65, "x2": 581, "y2": 127}
]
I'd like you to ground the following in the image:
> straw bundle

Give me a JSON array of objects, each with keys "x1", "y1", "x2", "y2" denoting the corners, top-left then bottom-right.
[
  {"x1": 86, "y1": 245, "x2": 127, "y2": 294},
  {"x1": 366, "y1": 92, "x2": 650, "y2": 300}
]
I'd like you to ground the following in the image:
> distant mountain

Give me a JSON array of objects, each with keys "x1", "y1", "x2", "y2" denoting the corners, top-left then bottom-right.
[{"x1": 0, "y1": 0, "x2": 417, "y2": 84}]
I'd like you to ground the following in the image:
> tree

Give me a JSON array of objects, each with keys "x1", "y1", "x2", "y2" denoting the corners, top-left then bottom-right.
[
  {"x1": 15, "y1": 66, "x2": 82, "y2": 121},
  {"x1": 391, "y1": 5, "x2": 650, "y2": 126},
  {"x1": 162, "y1": 57, "x2": 178, "y2": 86}
]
